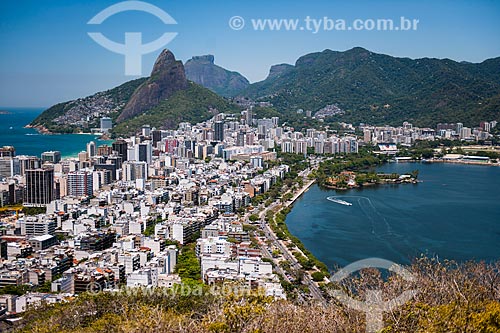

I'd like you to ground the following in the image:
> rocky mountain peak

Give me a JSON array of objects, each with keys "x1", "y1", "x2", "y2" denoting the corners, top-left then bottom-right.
[
  {"x1": 117, "y1": 49, "x2": 188, "y2": 123},
  {"x1": 185, "y1": 55, "x2": 249, "y2": 97},
  {"x1": 150, "y1": 49, "x2": 177, "y2": 77},
  {"x1": 267, "y1": 63, "x2": 294, "y2": 80},
  {"x1": 189, "y1": 55, "x2": 215, "y2": 64}
]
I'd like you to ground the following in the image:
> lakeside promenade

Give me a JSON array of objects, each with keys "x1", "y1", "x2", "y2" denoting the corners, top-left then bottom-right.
[
  {"x1": 285, "y1": 178, "x2": 316, "y2": 208},
  {"x1": 254, "y1": 165, "x2": 327, "y2": 304}
]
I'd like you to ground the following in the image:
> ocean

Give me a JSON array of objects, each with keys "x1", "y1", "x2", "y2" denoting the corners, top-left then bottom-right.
[
  {"x1": 285, "y1": 162, "x2": 500, "y2": 268},
  {"x1": 0, "y1": 108, "x2": 112, "y2": 158}
]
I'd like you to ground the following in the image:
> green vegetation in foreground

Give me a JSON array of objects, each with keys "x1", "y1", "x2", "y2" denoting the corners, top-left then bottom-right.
[
  {"x1": 112, "y1": 82, "x2": 240, "y2": 137},
  {"x1": 14, "y1": 258, "x2": 500, "y2": 332}
]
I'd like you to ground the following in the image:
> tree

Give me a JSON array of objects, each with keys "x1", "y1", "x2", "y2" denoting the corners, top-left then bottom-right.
[
  {"x1": 175, "y1": 245, "x2": 201, "y2": 281},
  {"x1": 311, "y1": 271, "x2": 325, "y2": 282},
  {"x1": 248, "y1": 214, "x2": 259, "y2": 222}
]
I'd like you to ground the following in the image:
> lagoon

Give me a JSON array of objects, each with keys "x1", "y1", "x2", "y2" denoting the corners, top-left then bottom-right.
[{"x1": 285, "y1": 162, "x2": 500, "y2": 268}]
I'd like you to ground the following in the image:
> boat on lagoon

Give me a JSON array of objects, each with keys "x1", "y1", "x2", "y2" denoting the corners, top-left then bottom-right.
[{"x1": 326, "y1": 197, "x2": 353, "y2": 206}]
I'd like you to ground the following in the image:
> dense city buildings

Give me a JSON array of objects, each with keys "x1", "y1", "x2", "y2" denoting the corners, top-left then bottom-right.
[{"x1": 0, "y1": 110, "x2": 498, "y2": 316}]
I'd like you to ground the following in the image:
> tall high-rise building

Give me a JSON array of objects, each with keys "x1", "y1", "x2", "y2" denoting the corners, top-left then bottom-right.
[
  {"x1": 135, "y1": 142, "x2": 152, "y2": 164},
  {"x1": 363, "y1": 129, "x2": 372, "y2": 143},
  {"x1": 41, "y1": 151, "x2": 61, "y2": 164},
  {"x1": 164, "y1": 138, "x2": 178, "y2": 154},
  {"x1": 0, "y1": 157, "x2": 20, "y2": 178},
  {"x1": 214, "y1": 121, "x2": 224, "y2": 141},
  {"x1": 245, "y1": 108, "x2": 253, "y2": 125},
  {"x1": 18, "y1": 156, "x2": 40, "y2": 176},
  {"x1": 67, "y1": 171, "x2": 93, "y2": 197},
  {"x1": 460, "y1": 127, "x2": 472, "y2": 139},
  {"x1": 112, "y1": 139, "x2": 128, "y2": 162},
  {"x1": 152, "y1": 130, "x2": 162, "y2": 147},
  {"x1": 123, "y1": 161, "x2": 147, "y2": 181},
  {"x1": 97, "y1": 145, "x2": 113, "y2": 157},
  {"x1": 100, "y1": 117, "x2": 112, "y2": 132},
  {"x1": 271, "y1": 116, "x2": 279, "y2": 127},
  {"x1": 24, "y1": 167, "x2": 54, "y2": 206},
  {"x1": 87, "y1": 141, "x2": 96, "y2": 158},
  {"x1": 78, "y1": 151, "x2": 88, "y2": 163},
  {"x1": 0, "y1": 180, "x2": 17, "y2": 206},
  {"x1": 246, "y1": 132, "x2": 255, "y2": 146},
  {"x1": 480, "y1": 121, "x2": 491, "y2": 132},
  {"x1": 142, "y1": 125, "x2": 151, "y2": 137},
  {"x1": 236, "y1": 131, "x2": 245, "y2": 147}
]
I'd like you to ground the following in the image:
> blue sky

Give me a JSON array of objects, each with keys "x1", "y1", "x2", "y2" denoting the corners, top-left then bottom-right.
[{"x1": 1, "y1": 0, "x2": 499, "y2": 107}]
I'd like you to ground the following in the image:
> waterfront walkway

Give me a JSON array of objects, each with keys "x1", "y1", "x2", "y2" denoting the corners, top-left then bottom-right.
[
  {"x1": 257, "y1": 166, "x2": 327, "y2": 305},
  {"x1": 285, "y1": 178, "x2": 315, "y2": 208}
]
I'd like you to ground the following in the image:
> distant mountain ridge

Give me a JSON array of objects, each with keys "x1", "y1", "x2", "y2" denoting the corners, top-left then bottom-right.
[
  {"x1": 240, "y1": 47, "x2": 500, "y2": 127},
  {"x1": 184, "y1": 55, "x2": 249, "y2": 97},
  {"x1": 31, "y1": 50, "x2": 237, "y2": 136},
  {"x1": 31, "y1": 47, "x2": 500, "y2": 134}
]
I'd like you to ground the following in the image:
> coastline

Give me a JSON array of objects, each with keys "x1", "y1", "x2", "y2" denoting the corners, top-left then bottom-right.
[
  {"x1": 260, "y1": 176, "x2": 328, "y2": 302},
  {"x1": 24, "y1": 124, "x2": 53, "y2": 134},
  {"x1": 285, "y1": 178, "x2": 316, "y2": 207},
  {"x1": 25, "y1": 124, "x2": 110, "y2": 141},
  {"x1": 423, "y1": 159, "x2": 500, "y2": 166},
  {"x1": 270, "y1": 172, "x2": 329, "y2": 264},
  {"x1": 322, "y1": 178, "x2": 419, "y2": 191},
  {"x1": 280, "y1": 160, "x2": 419, "y2": 274}
]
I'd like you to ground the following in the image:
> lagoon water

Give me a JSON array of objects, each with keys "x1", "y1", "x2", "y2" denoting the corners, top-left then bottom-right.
[
  {"x1": 285, "y1": 162, "x2": 500, "y2": 268},
  {"x1": 0, "y1": 108, "x2": 111, "y2": 158}
]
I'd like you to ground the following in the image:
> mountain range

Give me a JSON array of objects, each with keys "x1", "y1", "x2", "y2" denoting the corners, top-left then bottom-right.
[
  {"x1": 240, "y1": 47, "x2": 500, "y2": 127},
  {"x1": 31, "y1": 47, "x2": 500, "y2": 136},
  {"x1": 30, "y1": 50, "x2": 238, "y2": 137}
]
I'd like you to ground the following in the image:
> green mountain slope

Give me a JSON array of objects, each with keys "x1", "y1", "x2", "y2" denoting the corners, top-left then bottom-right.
[
  {"x1": 241, "y1": 47, "x2": 500, "y2": 127},
  {"x1": 117, "y1": 50, "x2": 189, "y2": 123},
  {"x1": 30, "y1": 78, "x2": 147, "y2": 133},
  {"x1": 111, "y1": 82, "x2": 239, "y2": 137},
  {"x1": 29, "y1": 50, "x2": 239, "y2": 136}
]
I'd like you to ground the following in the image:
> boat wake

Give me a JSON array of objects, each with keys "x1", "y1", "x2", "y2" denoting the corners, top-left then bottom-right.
[
  {"x1": 326, "y1": 195, "x2": 405, "y2": 256},
  {"x1": 326, "y1": 197, "x2": 352, "y2": 206}
]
